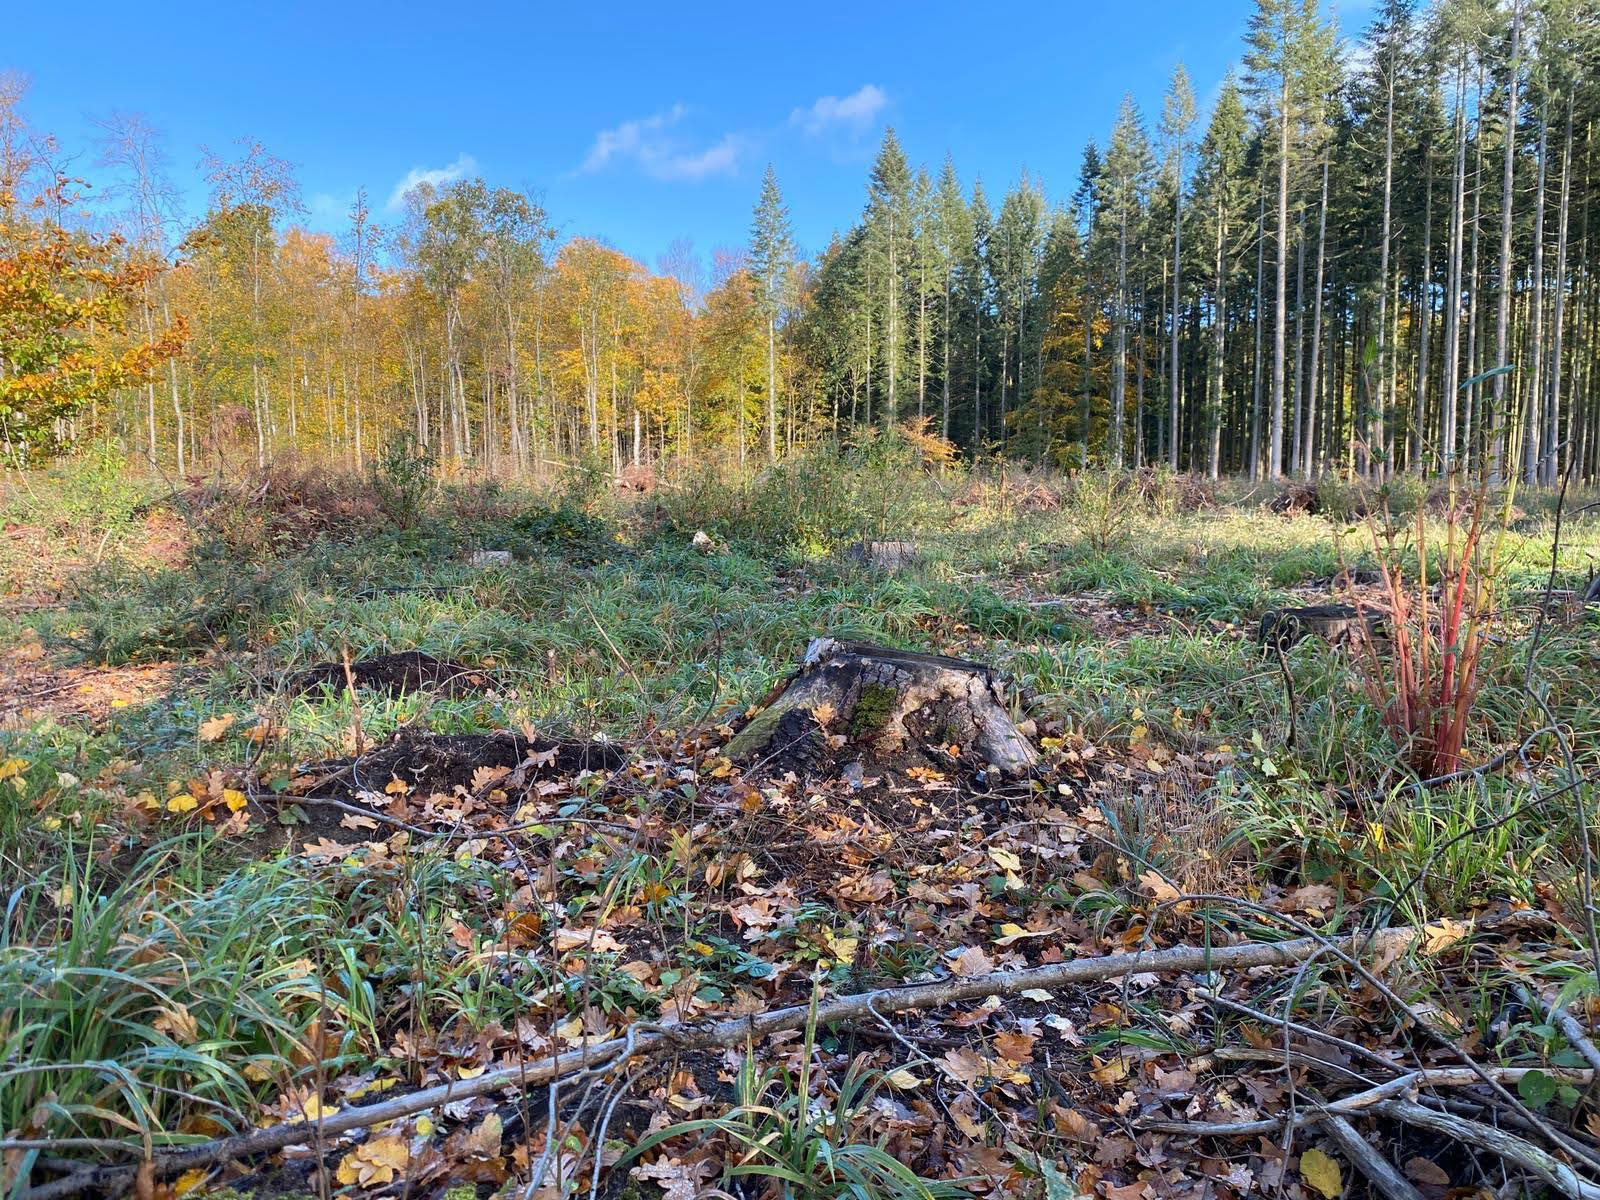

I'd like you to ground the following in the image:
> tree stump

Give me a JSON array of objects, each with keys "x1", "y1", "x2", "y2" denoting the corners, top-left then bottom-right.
[
  {"x1": 1257, "y1": 604, "x2": 1384, "y2": 653},
  {"x1": 842, "y1": 540, "x2": 920, "y2": 571},
  {"x1": 725, "y1": 638, "x2": 1038, "y2": 779}
]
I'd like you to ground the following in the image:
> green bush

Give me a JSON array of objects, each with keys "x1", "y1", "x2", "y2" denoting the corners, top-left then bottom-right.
[
  {"x1": 368, "y1": 431, "x2": 438, "y2": 529},
  {"x1": 664, "y1": 430, "x2": 961, "y2": 557}
]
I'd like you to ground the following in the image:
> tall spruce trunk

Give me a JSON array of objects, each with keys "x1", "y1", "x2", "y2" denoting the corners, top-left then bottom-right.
[
  {"x1": 1112, "y1": 200, "x2": 1129, "y2": 469},
  {"x1": 1135, "y1": 276, "x2": 1148, "y2": 468},
  {"x1": 1170, "y1": 162, "x2": 1182, "y2": 469},
  {"x1": 1523, "y1": 102, "x2": 1548, "y2": 486},
  {"x1": 766, "y1": 315, "x2": 778, "y2": 461},
  {"x1": 1301, "y1": 157, "x2": 1329, "y2": 479},
  {"x1": 1250, "y1": 186, "x2": 1266, "y2": 480},
  {"x1": 1416, "y1": 148, "x2": 1435, "y2": 473},
  {"x1": 1442, "y1": 65, "x2": 1469, "y2": 470},
  {"x1": 1291, "y1": 203, "x2": 1307, "y2": 477},
  {"x1": 1208, "y1": 187, "x2": 1227, "y2": 480},
  {"x1": 1269, "y1": 77, "x2": 1290, "y2": 478},
  {"x1": 1376, "y1": 42, "x2": 1395, "y2": 478},
  {"x1": 1491, "y1": 2, "x2": 1521, "y2": 481},
  {"x1": 1544, "y1": 94, "x2": 1573, "y2": 485},
  {"x1": 941, "y1": 262, "x2": 953, "y2": 438},
  {"x1": 1463, "y1": 68, "x2": 1486, "y2": 468},
  {"x1": 1081, "y1": 272, "x2": 1093, "y2": 468}
]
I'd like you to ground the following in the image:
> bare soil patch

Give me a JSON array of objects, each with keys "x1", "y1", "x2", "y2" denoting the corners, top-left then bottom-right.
[{"x1": 287, "y1": 651, "x2": 495, "y2": 698}]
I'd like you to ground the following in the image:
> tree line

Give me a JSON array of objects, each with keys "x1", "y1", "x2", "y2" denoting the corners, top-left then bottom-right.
[{"x1": 2, "y1": 0, "x2": 1597, "y2": 482}]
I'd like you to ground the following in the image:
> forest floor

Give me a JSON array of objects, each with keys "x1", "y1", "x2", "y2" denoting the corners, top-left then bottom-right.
[{"x1": 3, "y1": 445, "x2": 1600, "y2": 1200}]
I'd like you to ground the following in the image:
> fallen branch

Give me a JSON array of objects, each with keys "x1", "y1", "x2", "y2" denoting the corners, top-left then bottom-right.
[
  {"x1": 1374, "y1": 1098, "x2": 1600, "y2": 1200},
  {"x1": 1212, "y1": 1049, "x2": 1596, "y2": 1090},
  {"x1": 1138, "y1": 1072, "x2": 1419, "y2": 1136},
  {"x1": 1320, "y1": 1113, "x2": 1425, "y2": 1200},
  {"x1": 20, "y1": 929, "x2": 1398, "y2": 1200}
]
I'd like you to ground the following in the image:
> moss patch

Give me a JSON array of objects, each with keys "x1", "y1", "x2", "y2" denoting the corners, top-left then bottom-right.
[{"x1": 848, "y1": 681, "x2": 900, "y2": 737}]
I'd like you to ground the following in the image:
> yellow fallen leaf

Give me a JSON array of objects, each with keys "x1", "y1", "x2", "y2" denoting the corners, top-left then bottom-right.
[
  {"x1": 293, "y1": 1095, "x2": 339, "y2": 1122},
  {"x1": 222, "y1": 788, "x2": 248, "y2": 813},
  {"x1": 1420, "y1": 919, "x2": 1471, "y2": 955},
  {"x1": 0, "y1": 758, "x2": 29, "y2": 781},
  {"x1": 173, "y1": 1168, "x2": 208, "y2": 1197},
  {"x1": 346, "y1": 1076, "x2": 401, "y2": 1099},
  {"x1": 1300, "y1": 1147, "x2": 1343, "y2": 1199},
  {"x1": 819, "y1": 928, "x2": 858, "y2": 965},
  {"x1": 994, "y1": 922, "x2": 1048, "y2": 946},
  {"x1": 989, "y1": 847, "x2": 1023, "y2": 873},
  {"x1": 554, "y1": 1017, "x2": 586, "y2": 1044},
  {"x1": 166, "y1": 793, "x2": 199, "y2": 814},
  {"x1": 335, "y1": 1136, "x2": 409, "y2": 1187},
  {"x1": 1138, "y1": 870, "x2": 1182, "y2": 904},
  {"x1": 884, "y1": 1067, "x2": 924, "y2": 1089},
  {"x1": 951, "y1": 945, "x2": 995, "y2": 977},
  {"x1": 198, "y1": 713, "x2": 236, "y2": 742},
  {"x1": 154, "y1": 1004, "x2": 199, "y2": 1044},
  {"x1": 1090, "y1": 1054, "x2": 1129, "y2": 1085}
]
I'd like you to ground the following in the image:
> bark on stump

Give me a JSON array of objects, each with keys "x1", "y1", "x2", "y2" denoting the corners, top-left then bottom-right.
[
  {"x1": 725, "y1": 638, "x2": 1038, "y2": 779},
  {"x1": 1257, "y1": 604, "x2": 1385, "y2": 653},
  {"x1": 842, "y1": 540, "x2": 921, "y2": 571}
]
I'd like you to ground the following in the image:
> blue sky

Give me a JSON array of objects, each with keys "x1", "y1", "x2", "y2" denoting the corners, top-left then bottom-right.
[{"x1": 7, "y1": 0, "x2": 1374, "y2": 271}]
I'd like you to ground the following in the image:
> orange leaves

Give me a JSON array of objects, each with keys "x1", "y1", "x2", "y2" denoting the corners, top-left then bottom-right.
[
  {"x1": 197, "y1": 713, "x2": 236, "y2": 742},
  {"x1": 0, "y1": 182, "x2": 186, "y2": 460}
]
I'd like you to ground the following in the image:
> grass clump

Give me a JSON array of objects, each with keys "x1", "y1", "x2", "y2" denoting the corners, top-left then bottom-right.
[
  {"x1": 1, "y1": 846, "x2": 334, "y2": 1145},
  {"x1": 626, "y1": 1014, "x2": 967, "y2": 1200}
]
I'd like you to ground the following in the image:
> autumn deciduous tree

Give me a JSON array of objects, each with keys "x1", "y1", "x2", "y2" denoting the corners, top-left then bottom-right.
[{"x1": 0, "y1": 179, "x2": 185, "y2": 462}]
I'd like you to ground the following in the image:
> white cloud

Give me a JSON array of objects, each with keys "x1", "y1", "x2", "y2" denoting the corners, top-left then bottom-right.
[
  {"x1": 308, "y1": 190, "x2": 349, "y2": 222},
  {"x1": 386, "y1": 152, "x2": 477, "y2": 211},
  {"x1": 579, "y1": 106, "x2": 745, "y2": 181},
  {"x1": 790, "y1": 84, "x2": 888, "y2": 137}
]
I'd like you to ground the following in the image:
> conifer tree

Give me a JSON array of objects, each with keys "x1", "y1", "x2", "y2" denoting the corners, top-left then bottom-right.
[
  {"x1": 1160, "y1": 64, "x2": 1196, "y2": 469},
  {"x1": 1104, "y1": 94, "x2": 1153, "y2": 468},
  {"x1": 866, "y1": 130, "x2": 912, "y2": 423},
  {"x1": 749, "y1": 163, "x2": 793, "y2": 460}
]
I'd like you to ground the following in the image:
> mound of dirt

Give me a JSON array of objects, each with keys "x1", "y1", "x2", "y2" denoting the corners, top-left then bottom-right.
[
  {"x1": 289, "y1": 729, "x2": 628, "y2": 802},
  {"x1": 288, "y1": 651, "x2": 492, "y2": 698}
]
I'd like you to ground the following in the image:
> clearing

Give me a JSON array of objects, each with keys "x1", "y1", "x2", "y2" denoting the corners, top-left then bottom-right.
[{"x1": 3, "y1": 444, "x2": 1599, "y2": 1200}]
